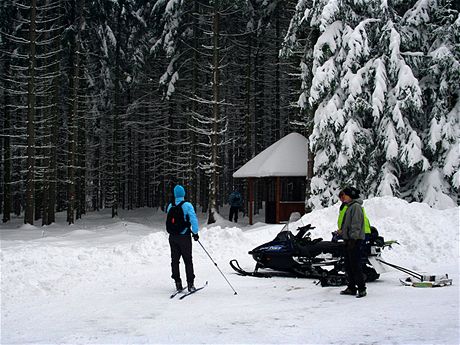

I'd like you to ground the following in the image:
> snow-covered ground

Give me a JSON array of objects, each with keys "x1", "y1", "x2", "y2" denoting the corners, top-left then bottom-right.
[{"x1": 1, "y1": 197, "x2": 459, "y2": 344}]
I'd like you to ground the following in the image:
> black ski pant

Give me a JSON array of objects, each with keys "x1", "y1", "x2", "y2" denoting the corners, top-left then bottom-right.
[
  {"x1": 344, "y1": 239, "x2": 366, "y2": 291},
  {"x1": 229, "y1": 206, "x2": 239, "y2": 222},
  {"x1": 169, "y1": 234, "x2": 195, "y2": 285}
]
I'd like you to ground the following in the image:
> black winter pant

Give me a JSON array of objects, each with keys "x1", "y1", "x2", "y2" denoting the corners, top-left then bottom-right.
[
  {"x1": 169, "y1": 235, "x2": 195, "y2": 284},
  {"x1": 229, "y1": 206, "x2": 239, "y2": 222},
  {"x1": 344, "y1": 239, "x2": 366, "y2": 291}
]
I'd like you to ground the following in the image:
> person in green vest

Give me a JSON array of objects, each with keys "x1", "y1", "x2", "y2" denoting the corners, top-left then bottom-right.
[
  {"x1": 337, "y1": 186, "x2": 368, "y2": 298},
  {"x1": 337, "y1": 192, "x2": 371, "y2": 238}
]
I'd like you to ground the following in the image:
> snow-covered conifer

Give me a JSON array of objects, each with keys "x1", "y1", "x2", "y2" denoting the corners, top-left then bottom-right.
[
  {"x1": 302, "y1": 1, "x2": 380, "y2": 207},
  {"x1": 404, "y1": 0, "x2": 460, "y2": 207},
  {"x1": 286, "y1": 0, "x2": 458, "y2": 208}
]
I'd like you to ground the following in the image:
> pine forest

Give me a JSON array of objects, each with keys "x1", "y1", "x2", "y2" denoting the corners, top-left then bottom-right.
[{"x1": 1, "y1": 0, "x2": 459, "y2": 226}]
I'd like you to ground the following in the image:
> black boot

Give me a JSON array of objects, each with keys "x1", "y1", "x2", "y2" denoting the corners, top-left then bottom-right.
[
  {"x1": 187, "y1": 281, "x2": 196, "y2": 292},
  {"x1": 175, "y1": 280, "x2": 183, "y2": 291},
  {"x1": 356, "y1": 289, "x2": 367, "y2": 298},
  {"x1": 340, "y1": 287, "x2": 357, "y2": 295}
]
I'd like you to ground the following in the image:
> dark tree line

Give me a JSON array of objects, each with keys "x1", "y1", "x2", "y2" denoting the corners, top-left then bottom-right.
[
  {"x1": 1, "y1": 0, "x2": 303, "y2": 225},
  {"x1": 2, "y1": 0, "x2": 458, "y2": 226}
]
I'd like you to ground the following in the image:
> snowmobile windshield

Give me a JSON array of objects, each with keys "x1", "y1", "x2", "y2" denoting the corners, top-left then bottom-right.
[
  {"x1": 286, "y1": 212, "x2": 302, "y2": 232},
  {"x1": 274, "y1": 212, "x2": 306, "y2": 242},
  {"x1": 274, "y1": 231, "x2": 292, "y2": 242}
]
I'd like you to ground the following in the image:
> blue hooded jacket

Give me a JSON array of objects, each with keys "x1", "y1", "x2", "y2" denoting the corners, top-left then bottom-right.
[{"x1": 166, "y1": 185, "x2": 199, "y2": 235}]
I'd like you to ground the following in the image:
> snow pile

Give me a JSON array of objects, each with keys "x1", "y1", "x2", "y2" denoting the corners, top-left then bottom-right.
[
  {"x1": 1, "y1": 197, "x2": 458, "y2": 344},
  {"x1": 1, "y1": 231, "x2": 168, "y2": 301},
  {"x1": 297, "y1": 196, "x2": 459, "y2": 268}
]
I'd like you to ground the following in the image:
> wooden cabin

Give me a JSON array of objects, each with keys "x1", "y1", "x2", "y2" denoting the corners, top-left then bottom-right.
[{"x1": 233, "y1": 132, "x2": 308, "y2": 224}]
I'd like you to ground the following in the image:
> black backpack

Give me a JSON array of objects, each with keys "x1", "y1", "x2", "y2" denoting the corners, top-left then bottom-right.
[{"x1": 166, "y1": 201, "x2": 190, "y2": 234}]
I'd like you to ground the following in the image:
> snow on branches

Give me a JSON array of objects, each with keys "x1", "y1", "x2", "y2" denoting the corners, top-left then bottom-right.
[{"x1": 287, "y1": 0, "x2": 459, "y2": 208}]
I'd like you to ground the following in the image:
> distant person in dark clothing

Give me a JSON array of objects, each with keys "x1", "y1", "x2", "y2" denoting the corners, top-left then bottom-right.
[
  {"x1": 166, "y1": 185, "x2": 200, "y2": 292},
  {"x1": 228, "y1": 190, "x2": 243, "y2": 223},
  {"x1": 338, "y1": 186, "x2": 367, "y2": 298}
]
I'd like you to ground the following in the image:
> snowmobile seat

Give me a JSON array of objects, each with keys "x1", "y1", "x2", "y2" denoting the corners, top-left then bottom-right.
[{"x1": 296, "y1": 240, "x2": 344, "y2": 258}]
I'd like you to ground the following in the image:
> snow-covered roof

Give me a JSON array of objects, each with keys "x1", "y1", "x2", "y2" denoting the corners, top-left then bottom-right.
[{"x1": 233, "y1": 132, "x2": 308, "y2": 178}]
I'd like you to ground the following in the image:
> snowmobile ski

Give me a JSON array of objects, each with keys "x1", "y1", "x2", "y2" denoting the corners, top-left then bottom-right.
[
  {"x1": 179, "y1": 281, "x2": 208, "y2": 300},
  {"x1": 170, "y1": 287, "x2": 187, "y2": 299},
  {"x1": 229, "y1": 259, "x2": 300, "y2": 278},
  {"x1": 229, "y1": 259, "x2": 272, "y2": 277}
]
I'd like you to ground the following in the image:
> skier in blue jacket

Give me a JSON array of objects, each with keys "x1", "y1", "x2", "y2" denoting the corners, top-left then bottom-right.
[{"x1": 166, "y1": 185, "x2": 199, "y2": 292}]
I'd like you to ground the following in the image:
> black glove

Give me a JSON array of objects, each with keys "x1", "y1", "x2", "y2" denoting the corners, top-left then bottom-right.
[{"x1": 192, "y1": 233, "x2": 199, "y2": 241}]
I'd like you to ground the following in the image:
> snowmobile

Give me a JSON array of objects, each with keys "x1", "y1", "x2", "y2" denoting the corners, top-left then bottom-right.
[{"x1": 229, "y1": 213, "x2": 388, "y2": 286}]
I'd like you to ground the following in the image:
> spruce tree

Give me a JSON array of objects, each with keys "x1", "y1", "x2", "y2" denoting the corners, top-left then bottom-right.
[{"x1": 284, "y1": 0, "x2": 458, "y2": 208}]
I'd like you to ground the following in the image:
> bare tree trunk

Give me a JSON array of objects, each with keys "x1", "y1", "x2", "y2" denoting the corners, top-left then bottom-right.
[
  {"x1": 48, "y1": 19, "x2": 60, "y2": 223},
  {"x1": 42, "y1": 43, "x2": 51, "y2": 225},
  {"x1": 275, "y1": 5, "x2": 281, "y2": 140},
  {"x1": 190, "y1": 0, "x2": 199, "y2": 208},
  {"x1": 207, "y1": 0, "x2": 220, "y2": 224},
  {"x1": 244, "y1": 35, "x2": 252, "y2": 218},
  {"x1": 76, "y1": 95, "x2": 86, "y2": 219},
  {"x1": 111, "y1": 1, "x2": 123, "y2": 218},
  {"x1": 48, "y1": 93, "x2": 58, "y2": 223},
  {"x1": 25, "y1": 0, "x2": 37, "y2": 225},
  {"x1": 41, "y1": 0, "x2": 59, "y2": 225},
  {"x1": 2, "y1": 59, "x2": 11, "y2": 223},
  {"x1": 67, "y1": 0, "x2": 82, "y2": 224},
  {"x1": 128, "y1": 125, "x2": 133, "y2": 210}
]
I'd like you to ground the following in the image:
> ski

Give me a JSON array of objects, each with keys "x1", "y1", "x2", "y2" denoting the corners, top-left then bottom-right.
[
  {"x1": 170, "y1": 287, "x2": 186, "y2": 299},
  {"x1": 179, "y1": 281, "x2": 208, "y2": 300}
]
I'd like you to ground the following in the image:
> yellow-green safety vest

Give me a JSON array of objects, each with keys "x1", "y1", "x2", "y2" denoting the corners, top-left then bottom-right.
[{"x1": 338, "y1": 204, "x2": 371, "y2": 234}]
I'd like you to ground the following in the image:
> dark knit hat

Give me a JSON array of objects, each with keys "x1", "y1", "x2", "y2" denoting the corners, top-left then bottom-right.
[{"x1": 341, "y1": 186, "x2": 360, "y2": 199}]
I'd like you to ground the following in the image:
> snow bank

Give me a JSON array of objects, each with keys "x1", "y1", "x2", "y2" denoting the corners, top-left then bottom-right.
[
  {"x1": 2, "y1": 197, "x2": 456, "y2": 301},
  {"x1": 1, "y1": 196, "x2": 458, "y2": 344},
  {"x1": 1, "y1": 231, "x2": 168, "y2": 301},
  {"x1": 297, "y1": 196, "x2": 459, "y2": 269}
]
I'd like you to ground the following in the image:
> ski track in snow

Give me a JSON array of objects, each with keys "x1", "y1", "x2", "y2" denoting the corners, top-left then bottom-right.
[{"x1": 1, "y1": 197, "x2": 459, "y2": 344}]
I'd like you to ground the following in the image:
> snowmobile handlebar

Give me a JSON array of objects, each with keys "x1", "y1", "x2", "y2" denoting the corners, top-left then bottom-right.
[
  {"x1": 294, "y1": 224, "x2": 315, "y2": 240},
  {"x1": 297, "y1": 224, "x2": 315, "y2": 231}
]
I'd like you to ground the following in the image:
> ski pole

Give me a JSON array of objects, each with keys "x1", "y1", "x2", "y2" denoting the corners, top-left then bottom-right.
[{"x1": 197, "y1": 240, "x2": 238, "y2": 295}]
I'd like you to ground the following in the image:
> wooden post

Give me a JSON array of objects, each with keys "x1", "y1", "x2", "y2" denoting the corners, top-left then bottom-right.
[
  {"x1": 275, "y1": 176, "x2": 280, "y2": 224},
  {"x1": 248, "y1": 177, "x2": 254, "y2": 225}
]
